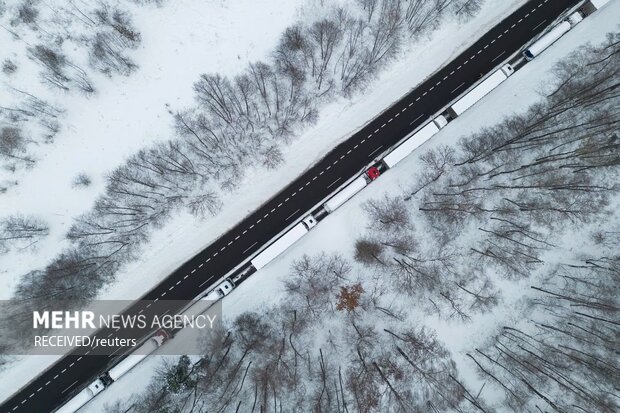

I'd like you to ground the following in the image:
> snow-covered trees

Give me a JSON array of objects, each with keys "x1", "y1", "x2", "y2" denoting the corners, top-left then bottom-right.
[{"x1": 106, "y1": 254, "x2": 470, "y2": 413}]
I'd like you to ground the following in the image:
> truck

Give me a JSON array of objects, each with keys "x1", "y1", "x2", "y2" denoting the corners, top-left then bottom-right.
[
  {"x1": 201, "y1": 278, "x2": 235, "y2": 301},
  {"x1": 322, "y1": 176, "x2": 368, "y2": 213},
  {"x1": 250, "y1": 222, "x2": 308, "y2": 270},
  {"x1": 447, "y1": 64, "x2": 513, "y2": 118},
  {"x1": 382, "y1": 121, "x2": 440, "y2": 169},
  {"x1": 54, "y1": 379, "x2": 107, "y2": 413},
  {"x1": 523, "y1": 21, "x2": 571, "y2": 60},
  {"x1": 106, "y1": 330, "x2": 169, "y2": 382}
]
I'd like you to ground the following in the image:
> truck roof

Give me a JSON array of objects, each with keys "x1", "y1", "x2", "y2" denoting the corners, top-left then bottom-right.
[
  {"x1": 251, "y1": 222, "x2": 308, "y2": 270},
  {"x1": 383, "y1": 121, "x2": 439, "y2": 168},
  {"x1": 451, "y1": 69, "x2": 508, "y2": 115}
]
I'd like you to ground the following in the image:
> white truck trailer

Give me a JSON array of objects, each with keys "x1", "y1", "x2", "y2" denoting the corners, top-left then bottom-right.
[
  {"x1": 323, "y1": 176, "x2": 368, "y2": 213},
  {"x1": 382, "y1": 121, "x2": 440, "y2": 169},
  {"x1": 107, "y1": 330, "x2": 169, "y2": 382},
  {"x1": 447, "y1": 64, "x2": 513, "y2": 118},
  {"x1": 54, "y1": 379, "x2": 106, "y2": 413},
  {"x1": 250, "y1": 222, "x2": 308, "y2": 270},
  {"x1": 523, "y1": 21, "x2": 571, "y2": 60}
]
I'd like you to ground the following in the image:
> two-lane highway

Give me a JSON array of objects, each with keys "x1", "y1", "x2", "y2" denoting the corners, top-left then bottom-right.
[{"x1": 1, "y1": 0, "x2": 582, "y2": 411}]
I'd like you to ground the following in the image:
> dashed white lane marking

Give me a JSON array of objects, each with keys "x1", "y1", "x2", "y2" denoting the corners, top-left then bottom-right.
[
  {"x1": 409, "y1": 113, "x2": 424, "y2": 126},
  {"x1": 285, "y1": 197, "x2": 290, "y2": 202},
  {"x1": 61, "y1": 369, "x2": 66, "y2": 374},
  {"x1": 346, "y1": 149, "x2": 352, "y2": 154},
  {"x1": 340, "y1": 154, "x2": 346, "y2": 159},
  {"x1": 429, "y1": 86, "x2": 435, "y2": 91},
  {"x1": 242, "y1": 242, "x2": 258, "y2": 254},
  {"x1": 415, "y1": 97, "x2": 420, "y2": 102},
  {"x1": 139, "y1": 308, "x2": 144, "y2": 314},
  {"x1": 368, "y1": 145, "x2": 384, "y2": 157},
  {"x1": 367, "y1": 134, "x2": 372, "y2": 138},
  {"x1": 53, "y1": 375, "x2": 59, "y2": 380},
  {"x1": 457, "y1": 65, "x2": 462, "y2": 70},
  {"x1": 305, "y1": 181, "x2": 310, "y2": 186},
  {"x1": 198, "y1": 275, "x2": 214, "y2": 288},
  {"x1": 205, "y1": 258, "x2": 211, "y2": 262},
  {"x1": 327, "y1": 177, "x2": 342, "y2": 189},
  {"x1": 443, "y1": 75, "x2": 448, "y2": 80},
  {"x1": 381, "y1": 123, "x2": 386, "y2": 128},
  {"x1": 374, "y1": 128, "x2": 380, "y2": 133},
  {"x1": 511, "y1": 23, "x2": 516, "y2": 28},
  {"x1": 37, "y1": 387, "x2": 42, "y2": 393},
  {"x1": 451, "y1": 82, "x2": 466, "y2": 94},
  {"x1": 184, "y1": 274, "x2": 189, "y2": 279},
  {"x1": 518, "y1": 18, "x2": 523, "y2": 23},
  {"x1": 191, "y1": 269, "x2": 196, "y2": 274},
  {"x1": 326, "y1": 165, "x2": 331, "y2": 170},
  {"x1": 199, "y1": 263, "x2": 204, "y2": 268},
  {"x1": 490, "y1": 39, "x2": 496, "y2": 44},
  {"x1": 422, "y1": 91, "x2": 427, "y2": 96},
  {"x1": 319, "y1": 171, "x2": 324, "y2": 175},
  {"x1": 492, "y1": 50, "x2": 506, "y2": 62},
  {"x1": 154, "y1": 297, "x2": 159, "y2": 302},
  {"x1": 291, "y1": 191, "x2": 297, "y2": 196},
  {"x1": 107, "y1": 332, "x2": 113, "y2": 338},
  {"x1": 234, "y1": 235, "x2": 240, "y2": 240},
  {"x1": 242, "y1": 229, "x2": 248, "y2": 234},
  {"x1": 312, "y1": 176, "x2": 318, "y2": 180},
  {"x1": 176, "y1": 280, "x2": 181, "y2": 285},
  {"x1": 285, "y1": 208, "x2": 301, "y2": 221},
  {"x1": 387, "y1": 118, "x2": 393, "y2": 123},
  {"x1": 169, "y1": 286, "x2": 174, "y2": 291},
  {"x1": 360, "y1": 139, "x2": 366, "y2": 143},
  {"x1": 394, "y1": 112, "x2": 400, "y2": 118},
  {"x1": 228, "y1": 241, "x2": 233, "y2": 246},
  {"x1": 219, "y1": 246, "x2": 226, "y2": 252},
  {"x1": 45, "y1": 381, "x2": 51, "y2": 386},
  {"x1": 270, "y1": 208, "x2": 276, "y2": 213},
  {"x1": 483, "y1": 44, "x2": 489, "y2": 49},
  {"x1": 263, "y1": 214, "x2": 268, "y2": 219},
  {"x1": 277, "y1": 203, "x2": 283, "y2": 207},
  {"x1": 61, "y1": 381, "x2": 78, "y2": 394},
  {"x1": 77, "y1": 357, "x2": 82, "y2": 361},
  {"x1": 161, "y1": 291, "x2": 167, "y2": 297},
  {"x1": 256, "y1": 218, "x2": 262, "y2": 224}
]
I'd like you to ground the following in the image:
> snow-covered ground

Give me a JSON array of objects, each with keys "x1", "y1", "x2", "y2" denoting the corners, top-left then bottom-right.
[
  {"x1": 68, "y1": 1, "x2": 620, "y2": 411},
  {"x1": 1, "y1": 0, "x2": 589, "y2": 403}
]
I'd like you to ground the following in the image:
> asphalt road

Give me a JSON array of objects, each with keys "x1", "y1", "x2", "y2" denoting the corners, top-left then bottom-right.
[{"x1": 1, "y1": 0, "x2": 582, "y2": 411}]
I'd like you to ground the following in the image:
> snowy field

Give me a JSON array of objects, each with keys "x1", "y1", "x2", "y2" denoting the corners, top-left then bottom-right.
[
  {"x1": 74, "y1": 1, "x2": 620, "y2": 411},
  {"x1": 0, "y1": 1, "x2": 535, "y2": 399}
]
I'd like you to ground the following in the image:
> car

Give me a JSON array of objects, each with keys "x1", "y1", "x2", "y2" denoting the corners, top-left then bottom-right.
[{"x1": 201, "y1": 279, "x2": 235, "y2": 301}]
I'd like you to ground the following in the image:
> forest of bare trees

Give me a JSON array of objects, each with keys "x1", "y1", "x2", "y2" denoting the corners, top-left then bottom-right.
[
  {"x1": 7, "y1": 0, "x2": 481, "y2": 332},
  {"x1": 0, "y1": 0, "x2": 143, "y2": 187},
  {"x1": 105, "y1": 254, "x2": 478, "y2": 413}
]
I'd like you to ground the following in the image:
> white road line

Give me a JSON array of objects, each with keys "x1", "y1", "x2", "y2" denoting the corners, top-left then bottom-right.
[
  {"x1": 415, "y1": 97, "x2": 420, "y2": 102},
  {"x1": 270, "y1": 208, "x2": 276, "y2": 213},
  {"x1": 451, "y1": 82, "x2": 465, "y2": 94},
  {"x1": 305, "y1": 181, "x2": 310, "y2": 186},
  {"x1": 176, "y1": 280, "x2": 181, "y2": 285},
  {"x1": 327, "y1": 177, "x2": 342, "y2": 189},
  {"x1": 381, "y1": 123, "x2": 386, "y2": 128},
  {"x1": 532, "y1": 19, "x2": 546, "y2": 31},
  {"x1": 285, "y1": 209, "x2": 301, "y2": 221},
  {"x1": 340, "y1": 154, "x2": 345, "y2": 159},
  {"x1": 243, "y1": 242, "x2": 258, "y2": 254},
  {"x1": 450, "y1": 70, "x2": 455, "y2": 75},
  {"x1": 511, "y1": 24, "x2": 516, "y2": 28},
  {"x1": 242, "y1": 230, "x2": 248, "y2": 234},
  {"x1": 263, "y1": 214, "x2": 268, "y2": 219},
  {"x1": 368, "y1": 145, "x2": 384, "y2": 157},
  {"x1": 107, "y1": 332, "x2": 113, "y2": 338},
  {"x1": 483, "y1": 44, "x2": 488, "y2": 49},
  {"x1": 184, "y1": 275, "x2": 189, "y2": 279},
  {"x1": 199, "y1": 275, "x2": 214, "y2": 288},
  {"x1": 312, "y1": 176, "x2": 318, "y2": 180},
  {"x1": 37, "y1": 387, "x2": 42, "y2": 392},
  {"x1": 77, "y1": 357, "x2": 82, "y2": 361},
  {"x1": 256, "y1": 218, "x2": 262, "y2": 223},
  {"x1": 53, "y1": 375, "x2": 59, "y2": 380},
  {"x1": 477, "y1": 49, "x2": 482, "y2": 54},
  {"x1": 292, "y1": 191, "x2": 297, "y2": 196},
  {"x1": 213, "y1": 252, "x2": 218, "y2": 257},
  {"x1": 429, "y1": 86, "x2": 435, "y2": 91},
  {"x1": 285, "y1": 197, "x2": 290, "y2": 202},
  {"x1": 387, "y1": 118, "x2": 393, "y2": 123},
  {"x1": 206, "y1": 258, "x2": 211, "y2": 262},
  {"x1": 61, "y1": 369, "x2": 66, "y2": 374},
  {"x1": 326, "y1": 165, "x2": 331, "y2": 170},
  {"x1": 367, "y1": 134, "x2": 372, "y2": 138},
  {"x1": 353, "y1": 144, "x2": 359, "y2": 149},
  {"x1": 490, "y1": 39, "x2": 496, "y2": 44},
  {"x1": 191, "y1": 269, "x2": 196, "y2": 274},
  {"x1": 443, "y1": 75, "x2": 448, "y2": 80},
  {"x1": 168, "y1": 286, "x2": 174, "y2": 291},
  {"x1": 394, "y1": 112, "x2": 400, "y2": 118},
  {"x1": 146, "y1": 303, "x2": 152, "y2": 307},
  {"x1": 319, "y1": 171, "x2": 324, "y2": 175},
  {"x1": 61, "y1": 381, "x2": 78, "y2": 394},
  {"x1": 409, "y1": 113, "x2": 424, "y2": 126},
  {"x1": 277, "y1": 203, "x2": 283, "y2": 207},
  {"x1": 374, "y1": 128, "x2": 380, "y2": 133},
  {"x1": 198, "y1": 263, "x2": 204, "y2": 268},
  {"x1": 346, "y1": 149, "x2": 352, "y2": 154},
  {"x1": 457, "y1": 65, "x2": 462, "y2": 70},
  {"x1": 234, "y1": 235, "x2": 240, "y2": 240},
  {"x1": 139, "y1": 308, "x2": 144, "y2": 314},
  {"x1": 519, "y1": 18, "x2": 523, "y2": 23},
  {"x1": 491, "y1": 50, "x2": 506, "y2": 62},
  {"x1": 153, "y1": 298, "x2": 159, "y2": 302},
  {"x1": 161, "y1": 291, "x2": 167, "y2": 297},
  {"x1": 422, "y1": 91, "x2": 427, "y2": 96},
  {"x1": 220, "y1": 246, "x2": 226, "y2": 251},
  {"x1": 228, "y1": 241, "x2": 233, "y2": 246},
  {"x1": 45, "y1": 381, "x2": 51, "y2": 386}
]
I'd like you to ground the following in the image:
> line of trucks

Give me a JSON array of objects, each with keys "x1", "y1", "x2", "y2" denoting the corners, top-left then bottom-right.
[{"x1": 54, "y1": 2, "x2": 603, "y2": 411}]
